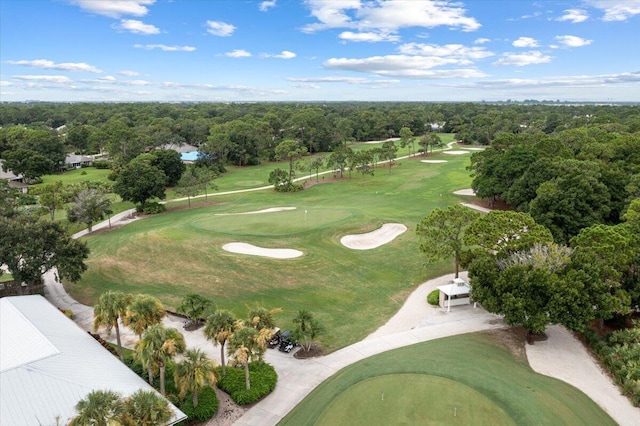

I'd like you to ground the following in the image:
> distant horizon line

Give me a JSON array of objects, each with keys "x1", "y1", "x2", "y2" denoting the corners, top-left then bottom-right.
[{"x1": 2, "y1": 100, "x2": 639, "y2": 105}]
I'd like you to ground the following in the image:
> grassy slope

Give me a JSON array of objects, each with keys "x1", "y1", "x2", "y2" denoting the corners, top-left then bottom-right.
[
  {"x1": 280, "y1": 332, "x2": 616, "y2": 426},
  {"x1": 67, "y1": 151, "x2": 472, "y2": 352}
]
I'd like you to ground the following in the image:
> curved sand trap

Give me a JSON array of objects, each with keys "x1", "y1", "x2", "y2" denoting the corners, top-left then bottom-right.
[
  {"x1": 421, "y1": 160, "x2": 448, "y2": 164},
  {"x1": 216, "y1": 207, "x2": 296, "y2": 216},
  {"x1": 460, "y1": 147, "x2": 485, "y2": 151},
  {"x1": 453, "y1": 188, "x2": 476, "y2": 196},
  {"x1": 443, "y1": 150, "x2": 470, "y2": 155},
  {"x1": 341, "y1": 223, "x2": 407, "y2": 250},
  {"x1": 222, "y1": 242, "x2": 303, "y2": 259}
]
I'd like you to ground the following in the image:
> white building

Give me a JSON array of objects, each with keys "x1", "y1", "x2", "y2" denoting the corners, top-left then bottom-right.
[
  {"x1": 0, "y1": 295, "x2": 186, "y2": 425},
  {"x1": 437, "y1": 278, "x2": 472, "y2": 312}
]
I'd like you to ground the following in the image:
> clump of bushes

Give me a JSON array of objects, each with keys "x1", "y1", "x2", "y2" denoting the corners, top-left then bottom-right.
[
  {"x1": 93, "y1": 160, "x2": 111, "y2": 169},
  {"x1": 217, "y1": 362, "x2": 277, "y2": 405},
  {"x1": 179, "y1": 386, "x2": 219, "y2": 422},
  {"x1": 427, "y1": 289, "x2": 440, "y2": 306},
  {"x1": 138, "y1": 202, "x2": 166, "y2": 215},
  {"x1": 582, "y1": 322, "x2": 640, "y2": 406}
]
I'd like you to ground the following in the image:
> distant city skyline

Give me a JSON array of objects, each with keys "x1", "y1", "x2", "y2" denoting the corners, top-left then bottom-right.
[{"x1": 1, "y1": 0, "x2": 639, "y2": 102}]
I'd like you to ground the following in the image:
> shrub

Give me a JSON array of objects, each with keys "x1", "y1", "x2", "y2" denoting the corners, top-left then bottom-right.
[
  {"x1": 93, "y1": 161, "x2": 111, "y2": 169},
  {"x1": 427, "y1": 289, "x2": 440, "y2": 306},
  {"x1": 80, "y1": 170, "x2": 87, "y2": 175},
  {"x1": 179, "y1": 386, "x2": 219, "y2": 422},
  {"x1": 217, "y1": 362, "x2": 277, "y2": 405},
  {"x1": 137, "y1": 202, "x2": 166, "y2": 215}
]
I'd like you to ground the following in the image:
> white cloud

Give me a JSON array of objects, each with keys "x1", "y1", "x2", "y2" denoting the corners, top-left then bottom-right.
[
  {"x1": 585, "y1": 0, "x2": 640, "y2": 21},
  {"x1": 293, "y1": 83, "x2": 321, "y2": 89},
  {"x1": 225, "y1": 49, "x2": 252, "y2": 58},
  {"x1": 119, "y1": 70, "x2": 140, "y2": 76},
  {"x1": 67, "y1": 0, "x2": 155, "y2": 18},
  {"x1": 398, "y1": 43, "x2": 494, "y2": 60},
  {"x1": 5, "y1": 59, "x2": 102, "y2": 73},
  {"x1": 115, "y1": 19, "x2": 160, "y2": 34},
  {"x1": 206, "y1": 20, "x2": 236, "y2": 36},
  {"x1": 339, "y1": 31, "x2": 400, "y2": 43},
  {"x1": 288, "y1": 76, "x2": 400, "y2": 85},
  {"x1": 474, "y1": 38, "x2": 491, "y2": 44},
  {"x1": 134, "y1": 44, "x2": 196, "y2": 52},
  {"x1": 0, "y1": 81, "x2": 14, "y2": 86},
  {"x1": 324, "y1": 55, "x2": 486, "y2": 78},
  {"x1": 262, "y1": 50, "x2": 296, "y2": 59},
  {"x1": 457, "y1": 71, "x2": 640, "y2": 89},
  {"x1": 13, "y1": 75, "x2": 72, "y2": 83},
  {"x1": 556, "y1": 8, "x2": 589, "y2": 23},
  {"x1": 555, "y1": 35, "x2": 593, "y2": 47},
  {"x1": 493, "y1": 51, "x2": 552, "y2": 66},
  {"x1": 259, "y1": 0, "x2": 276, "y2": 12},
  {"x1": 302, "y1": 0, "x2": 480, "y2": 33},
  {"x1": 512, "y1": 37, "x2": 539, "y2": 48},
  {"x1": 122, "y1": 79, "x2": 151, "y2": 86}
]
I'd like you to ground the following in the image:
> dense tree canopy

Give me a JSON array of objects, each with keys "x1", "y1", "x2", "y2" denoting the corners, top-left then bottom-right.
[
  {"x1": 113, "y1": 154, "x2": 167, "y2": 209},
  {"x1": 0, "y1": 216, "x2": 89, "y2": 292}
]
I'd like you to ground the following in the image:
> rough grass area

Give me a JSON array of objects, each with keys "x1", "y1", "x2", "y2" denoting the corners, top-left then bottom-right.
[
  {"x1": 38, "y1": 167, "x2": 112, "y2": 185},
  {"x1": 67, "y1": 152, "x2": 474, "y2": 352},
  {"x1": 280, "y1": 331, "x2": 616, "y2": 426}
]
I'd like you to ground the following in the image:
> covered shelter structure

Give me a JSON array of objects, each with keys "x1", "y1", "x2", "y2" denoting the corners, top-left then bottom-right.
[
  {"x1": 437, "y1": 278, "x2": 472, "y2": 312},
  {"x1": 0, "y1": 295, "x2": 186, "y2": 425}
]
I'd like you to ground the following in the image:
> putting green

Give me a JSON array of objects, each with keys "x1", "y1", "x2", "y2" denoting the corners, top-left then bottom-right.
[
  {"x1": 189, "y1": 207, "x2": 353, "y2": 236},
  {"x1": 316, "y1": 374, "x2": 514, "y2": 426}
]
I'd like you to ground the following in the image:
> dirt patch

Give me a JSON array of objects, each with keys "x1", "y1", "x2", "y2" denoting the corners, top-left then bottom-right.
[
  {"x1": 294, "y1": 346, "x2": 324, "y2": 359},
  {"x1": 482, "y1": 327, "x2": 530, "y2": 362},
  {"x1": 198, "y1": 388, "x2": 246, "y2": 426}
]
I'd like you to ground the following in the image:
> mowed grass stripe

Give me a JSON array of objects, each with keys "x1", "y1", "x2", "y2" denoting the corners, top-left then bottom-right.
[
  {"x1": 67, "y1": 153, "x2": 471, "y2": 351},
  {"x1": 279, "y1": 332, "x2": 616, "y2": 426}
]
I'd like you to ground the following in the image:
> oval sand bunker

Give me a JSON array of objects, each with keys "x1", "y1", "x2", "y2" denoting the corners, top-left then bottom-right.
[
  {"x1": 216, "y1": 207, "x2": 296, "y2": 216},
  {"x1": 222, "y1": 242, "x2": 303, "y2": 259},
  {"x1": 341, "y1": 223, "x2": 408, "y2": 250}
]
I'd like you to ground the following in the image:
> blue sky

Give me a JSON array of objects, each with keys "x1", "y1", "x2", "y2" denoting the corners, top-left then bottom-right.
[{"x1": 1, "y1": 0, "x2": 639, "y2": 102}]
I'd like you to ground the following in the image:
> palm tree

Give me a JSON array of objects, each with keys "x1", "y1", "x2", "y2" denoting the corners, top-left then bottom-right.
[
  {"x1": 123, "y1": 389, "x2": 173, "y2": 426},
  {"x1": 227, "y1": 325, "x2": 259, "y2": 390},
  {"x1": 69, "y1": 390, "x2": 124, "y2": 426},
  {"x1": 204, "y1": 309, "x2": 236, "y2": 375},
  {"x1": 292, "y1": 309, "x2": 313, "y2": 333},
  {"x1": 177, "y1": 293, "x2": 212, "y2": 326},
  {"x1": 123, "y1": 294, "x2": 165, "y2": 339},
  {"x1": 93, "y1": 291, "x2": 131, "y2": 362},
  {"x1": 247, "y1": 306, "x2": 281, "y2": 361},
  {"x1": 174, "y1": 349, "x2": 218, "y2": 408},
  {"x1": 135, "y1": 324, "x2": 186, "y2": 395}
]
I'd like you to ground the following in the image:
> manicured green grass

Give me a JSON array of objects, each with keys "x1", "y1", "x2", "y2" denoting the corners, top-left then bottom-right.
[
  {"x1": 67, "y1": 150, "x2": 474, "y2": 352},
  {"x1": 0, "y1": 273, "x2": 13, "y2": 282},
  {"x1": 280, "y1": 332, "x2": 616, "y2": 426},
  {"x1": 38, "y1": 167, "x2": 112, "y2": 185},
  {"x1": 316, "y1": 374, "x2": 513, "y2": 426}
]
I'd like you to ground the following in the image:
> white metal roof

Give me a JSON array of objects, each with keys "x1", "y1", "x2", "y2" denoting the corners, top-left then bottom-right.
[
  {"x1": 438, "y1": 279, "x2": 472, "y2": 297},
  {"x1": 0, "y1": 296, "x2": 186, "y2": 426}
]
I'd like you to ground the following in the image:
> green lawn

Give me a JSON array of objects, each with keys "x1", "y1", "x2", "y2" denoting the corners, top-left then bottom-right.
[
  {"x1": 38, "y1": 167, "x2": 112, "y2": 185},
  {"x1": 280, "y1": 332, "x2": 616, "y2": 426},
  {"x1": 66, "y1": 150, "x2": 474, "y2": 352}
]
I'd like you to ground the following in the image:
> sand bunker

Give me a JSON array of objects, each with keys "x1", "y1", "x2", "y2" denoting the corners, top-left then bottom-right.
[
  {"x1": 460, "y1": 203, "x2": 491, "y2": 213},
  {"x1": 453, "y1": 188, "x2": 476, "y2": 196},
  {"x1": 222, "y1": 242, "x2": 303, "y2": 259},
  {"x1": 421, "y1": 160, "x2": 448, "y2": 164},
  {"x1": 460, "y1": 147, "x2": 485, "y2": 151},
  {"x1": 341, "y1": 223, "x2": 408, "y2": 250},
  {"x1": 443, "y1": 150, "x2": 470, "y2": 155},
  {"x1": 216, "y1": 207, "x2": 296, "y2": 216},
  {"x1": 363, "y1": 137, "x2": 401, "y2": 144}
]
